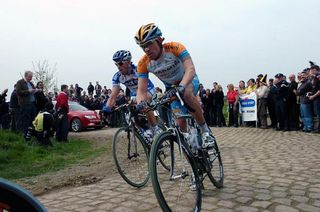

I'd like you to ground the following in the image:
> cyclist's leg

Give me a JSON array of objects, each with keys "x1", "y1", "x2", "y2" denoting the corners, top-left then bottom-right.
[{"x1": 183, "y1": 75, "x2": 215, "y2": 148}]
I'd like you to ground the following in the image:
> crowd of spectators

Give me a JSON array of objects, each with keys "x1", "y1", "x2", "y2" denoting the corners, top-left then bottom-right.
[
  {"x1": 198, "y1": 61, "x2": 320, "y2": 133},
  {"x1": 1, "y1": 61, "x2": 319, "y2": 148}
]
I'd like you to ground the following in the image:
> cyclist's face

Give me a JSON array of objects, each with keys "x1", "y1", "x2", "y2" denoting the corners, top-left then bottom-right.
[
  {"x1": 115, "y1": 60, "x2": 130, "y2": 75},
  {"x1": 142, "y1": 40, "x2": 161, "y2": 60}
]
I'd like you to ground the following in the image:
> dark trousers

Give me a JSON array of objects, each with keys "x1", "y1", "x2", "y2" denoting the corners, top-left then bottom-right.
[
  {"x1": 209, "y1": 106, "x2": 217, "y2": 126},
  {"x1": 10, "y1": 108, "x2": 20, "y2": 132},
  {"x1": 56, "y1": 112, "x2": 68, "y2": 141},
  {"x1": 258, "y1": 99, "x2": 268, "y2": 128},
  {"x1": 267, "y1": 100, "x2": 277, "y2": 128},
  {"x1": 19, "y1": 103, "x2": 36, "y2": 136},
  {"x1": 228, "y1": 103, "x2": 239, "y2": 127},
  {"x1": 275, "y1": 100, "x2": 288, "y2": 130},
  {"x1": 216, "y1": 104, "x2": 225, "y2": 127},
  {"x1": 288, "y1": 101, "x2": 300, "y2": 130},
  {"x1": 313, "y1": 99, "x2": 320, "y2": 131}
]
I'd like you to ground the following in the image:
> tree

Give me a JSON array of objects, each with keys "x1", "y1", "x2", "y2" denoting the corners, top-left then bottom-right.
[{"x1": 31, "y1": 60, "x2": 57, "y2": 94}]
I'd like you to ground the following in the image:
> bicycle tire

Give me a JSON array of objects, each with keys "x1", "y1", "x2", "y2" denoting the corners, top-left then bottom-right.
[
  {"x1": 149, "y1": 131, "x2": 201, "y2": 211},
  {"x1": 0, "y1": 178, "x2": 47, "y2": 212},
  {"x1": 206, "y1": 141, "x2": 224, "y2": 188},
  {"x1": 112, "y1": 127, "x2": 149, "y2": 188}
]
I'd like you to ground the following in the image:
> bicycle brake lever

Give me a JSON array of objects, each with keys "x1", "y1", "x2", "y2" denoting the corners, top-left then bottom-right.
[{"x1": 175, "y1": 90, "x2": 184, "y2": 106}]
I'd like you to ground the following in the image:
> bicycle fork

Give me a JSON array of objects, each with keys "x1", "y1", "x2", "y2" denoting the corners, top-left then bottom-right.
[
  {"x1": 169, "y1": 132, "x2": 189, "y2": 180},
  {"x1": 126, "y1": 123, "x2": 139, "y2": 159}
]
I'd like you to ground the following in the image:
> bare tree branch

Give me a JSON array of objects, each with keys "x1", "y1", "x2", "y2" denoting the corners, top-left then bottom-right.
[{"x1": 31, "y1": 60, "x2": 57, "y2": 94}]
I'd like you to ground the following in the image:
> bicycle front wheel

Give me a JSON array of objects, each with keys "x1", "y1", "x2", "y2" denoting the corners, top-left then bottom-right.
[
  {"x1": 149, "y1": 131, "x2": 201, "y2": 211},
  {"x1": 112, "y1": 127, "x2": 149, "y2": 188},
  {"x1": 206, "y1": 140, "x2": 224, "y2": 188}
]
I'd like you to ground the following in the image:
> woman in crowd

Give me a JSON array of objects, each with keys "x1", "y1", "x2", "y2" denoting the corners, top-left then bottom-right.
[
  {"x1": 226, "y1": 84, "x2": 239, "y2": 127},
  {"x1": 255, "y1": 75, "x2": 269, "y2": 129}
]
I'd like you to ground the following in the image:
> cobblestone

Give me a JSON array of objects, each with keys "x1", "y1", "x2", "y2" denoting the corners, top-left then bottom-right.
[{"x1": 37, "y1": 128, "x2": 320, "y2": 211}]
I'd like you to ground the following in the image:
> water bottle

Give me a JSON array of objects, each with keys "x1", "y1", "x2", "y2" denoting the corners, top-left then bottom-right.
[
  {"x1": 190, "y1": 127, "x2": 201, "y2": 150},
  {"x1": 183, "y1": 128, "x2": 199, "y2": 154}
]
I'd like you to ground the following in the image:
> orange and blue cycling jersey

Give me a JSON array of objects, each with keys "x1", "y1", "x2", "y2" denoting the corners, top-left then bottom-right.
[
  {"x1": 138, "y1": 41, "x2": 200, "y2": 115},
  {"x1": 137, "y1": 42, "x2": 192, "y2": 87}
]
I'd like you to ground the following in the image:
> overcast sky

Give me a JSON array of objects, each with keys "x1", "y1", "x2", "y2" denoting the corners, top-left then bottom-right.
[{"x1": 1, "y1": 0, "x2": 319, "y2": 94}]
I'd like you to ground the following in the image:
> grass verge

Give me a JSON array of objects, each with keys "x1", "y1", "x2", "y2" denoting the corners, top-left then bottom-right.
[{"x1": 0, "y1": 130, "x2": 108, "y2": 180}]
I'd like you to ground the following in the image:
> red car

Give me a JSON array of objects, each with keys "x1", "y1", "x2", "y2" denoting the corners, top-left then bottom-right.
[
  {"x1": 53, "y1": 101, "x2": 103, "y2": 132},
  {"x1": 67, "y1": 101, "x2": 103, "y2": 132}
]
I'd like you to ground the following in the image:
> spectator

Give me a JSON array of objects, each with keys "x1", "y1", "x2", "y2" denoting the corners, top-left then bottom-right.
[
  {"x1": 95, "y1": 81, "x2": 102, "y2": 97},
  {"x1": 227, "y1": 84, "x2": 239, "y2": 127},
  {"x1": 274, "y1": 73, "x2": 289, "y2": 131},
  {"x1": 34, "y1": 81, "x2": 48, "y2": 114},
  {"x1": 202, "y1": 88, "x2": 213, "y2": 126},
  {"x1": 87, "y1": 82, "x2": 94, "y2": 96},
  {"x1": 26, "y1": 102, "x2": 55, "y2": 146},
  {"x1": 198, "y1": 83, "x2": 206, "y2": 100},
  {"x1": 16, "y1": 71, "x2": 39, "y2": 136},
  {"x1": 75, "y1": 83, "x2": 83, "y2": 100},
  {"x1": 68, "y1": 84, "x2": 75, "y2": 97},
  {"x1": 55, "y1": 84, "x2": 69, "y2": 142},
  {"x1": 215, "y1": 84, "x2": 225, "y2": 127},
  {"x1": 245, "y1": 78, "x2": 256, "y2": 94},
  {"x1": 9, "y1": 85, "x2": 20, "y2": 132},
  {"x1": 287, "y1": 74, "x2": 299, "y2": 130},
  {"x1": 0, "y1": 88, "x2": 10, "y2": 129},
  {"x1": 296, "y1": 70, "x2": 313, "y2": 132},
  {"x1": 238, "y1": 80, "x2": 246, "y2": 95},
  {"x1": 267, "y1": 78, "x2": 277, "y2": 128},
  {"x1": 255, "y1": 75, "x2": 269, "y2": 129},
  {"x1": 308, "y1": 74, "x2": 320, "y2": 133},
  {"x1": 210, "y1": 82, "x2": 218, "y2": 126}
]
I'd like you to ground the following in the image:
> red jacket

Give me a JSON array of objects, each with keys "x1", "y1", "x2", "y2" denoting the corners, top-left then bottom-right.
[
  {"x1": 56, "y1": 92, "x2": 69, "y2": 113},
  {"x1": 227, "y1": 90, "x2": 238, "y2": 104}
]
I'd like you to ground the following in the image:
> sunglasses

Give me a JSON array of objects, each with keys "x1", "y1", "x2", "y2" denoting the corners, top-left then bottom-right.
[
  {"x1": 115, "y1": 61, "x2": 125, "y2": 66},
  {"x1": 140, "y1": 40, "x2": 155, "y2": 49}
]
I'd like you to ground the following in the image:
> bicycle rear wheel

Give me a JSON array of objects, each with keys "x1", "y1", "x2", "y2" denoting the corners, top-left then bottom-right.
[
  {"x1": 206, "y1": 140, "x2": 224, "y2": 188},
  {"x1": 150, "y1": 131, "x2": 201, "y2": 211},
  {"x1": 112, "y1": 127, "x2": 149, "y2": 188}
]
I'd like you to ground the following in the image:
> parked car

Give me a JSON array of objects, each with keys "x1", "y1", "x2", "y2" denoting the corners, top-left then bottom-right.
[{"x1": 53, "y1": 101, "x2": 103, "y2": 132}]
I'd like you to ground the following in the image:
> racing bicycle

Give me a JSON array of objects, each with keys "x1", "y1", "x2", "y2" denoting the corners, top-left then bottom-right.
[{"x1": 149, "y1": 88, "x2": 224, "y2": 211}]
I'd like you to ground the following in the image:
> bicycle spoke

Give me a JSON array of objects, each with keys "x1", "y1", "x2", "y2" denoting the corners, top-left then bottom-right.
[{"x1": 113, "y1": 127, "x2": 149, "y2": 187}]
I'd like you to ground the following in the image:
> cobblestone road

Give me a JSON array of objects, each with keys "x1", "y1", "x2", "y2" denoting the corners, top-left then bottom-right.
[{"x1": 38, "y1": 127, "x2": 320, "y2": 211}]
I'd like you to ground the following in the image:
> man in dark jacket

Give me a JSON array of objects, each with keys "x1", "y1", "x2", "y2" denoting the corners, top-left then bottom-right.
[
  {"x1": 16, "y1": 71, "x2": 40, "y2": 136},
  {"x1": 287, "y1": 74, "x2": 299, "y2": 130},
  {"x1": 274, "y1": 73, "x2": 289, "y2": 131},
  {"x1": 87, "y1": 82, "x2": 94, "y2": 96}
]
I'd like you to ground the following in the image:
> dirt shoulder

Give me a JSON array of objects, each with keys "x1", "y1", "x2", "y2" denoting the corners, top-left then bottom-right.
[{"x1": 15, "y1": 127, "x2": 119, "y2": 196}]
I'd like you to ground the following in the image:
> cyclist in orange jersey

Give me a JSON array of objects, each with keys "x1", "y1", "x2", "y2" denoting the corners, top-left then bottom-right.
[{"x1": 134, "y1": 23, "x2": 215, "y2": 148}]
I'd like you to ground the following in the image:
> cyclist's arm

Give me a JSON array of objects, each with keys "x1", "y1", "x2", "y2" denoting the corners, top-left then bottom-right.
[
  {"x1": 106, "y1": 86, "x2": 120, "y2": 108},
  {"x1": 137, "y1": 78, "x2": 148, "y2": 103},
  {"x1": 180, "y1": 56, "x2": 196, "y2": 87}
]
